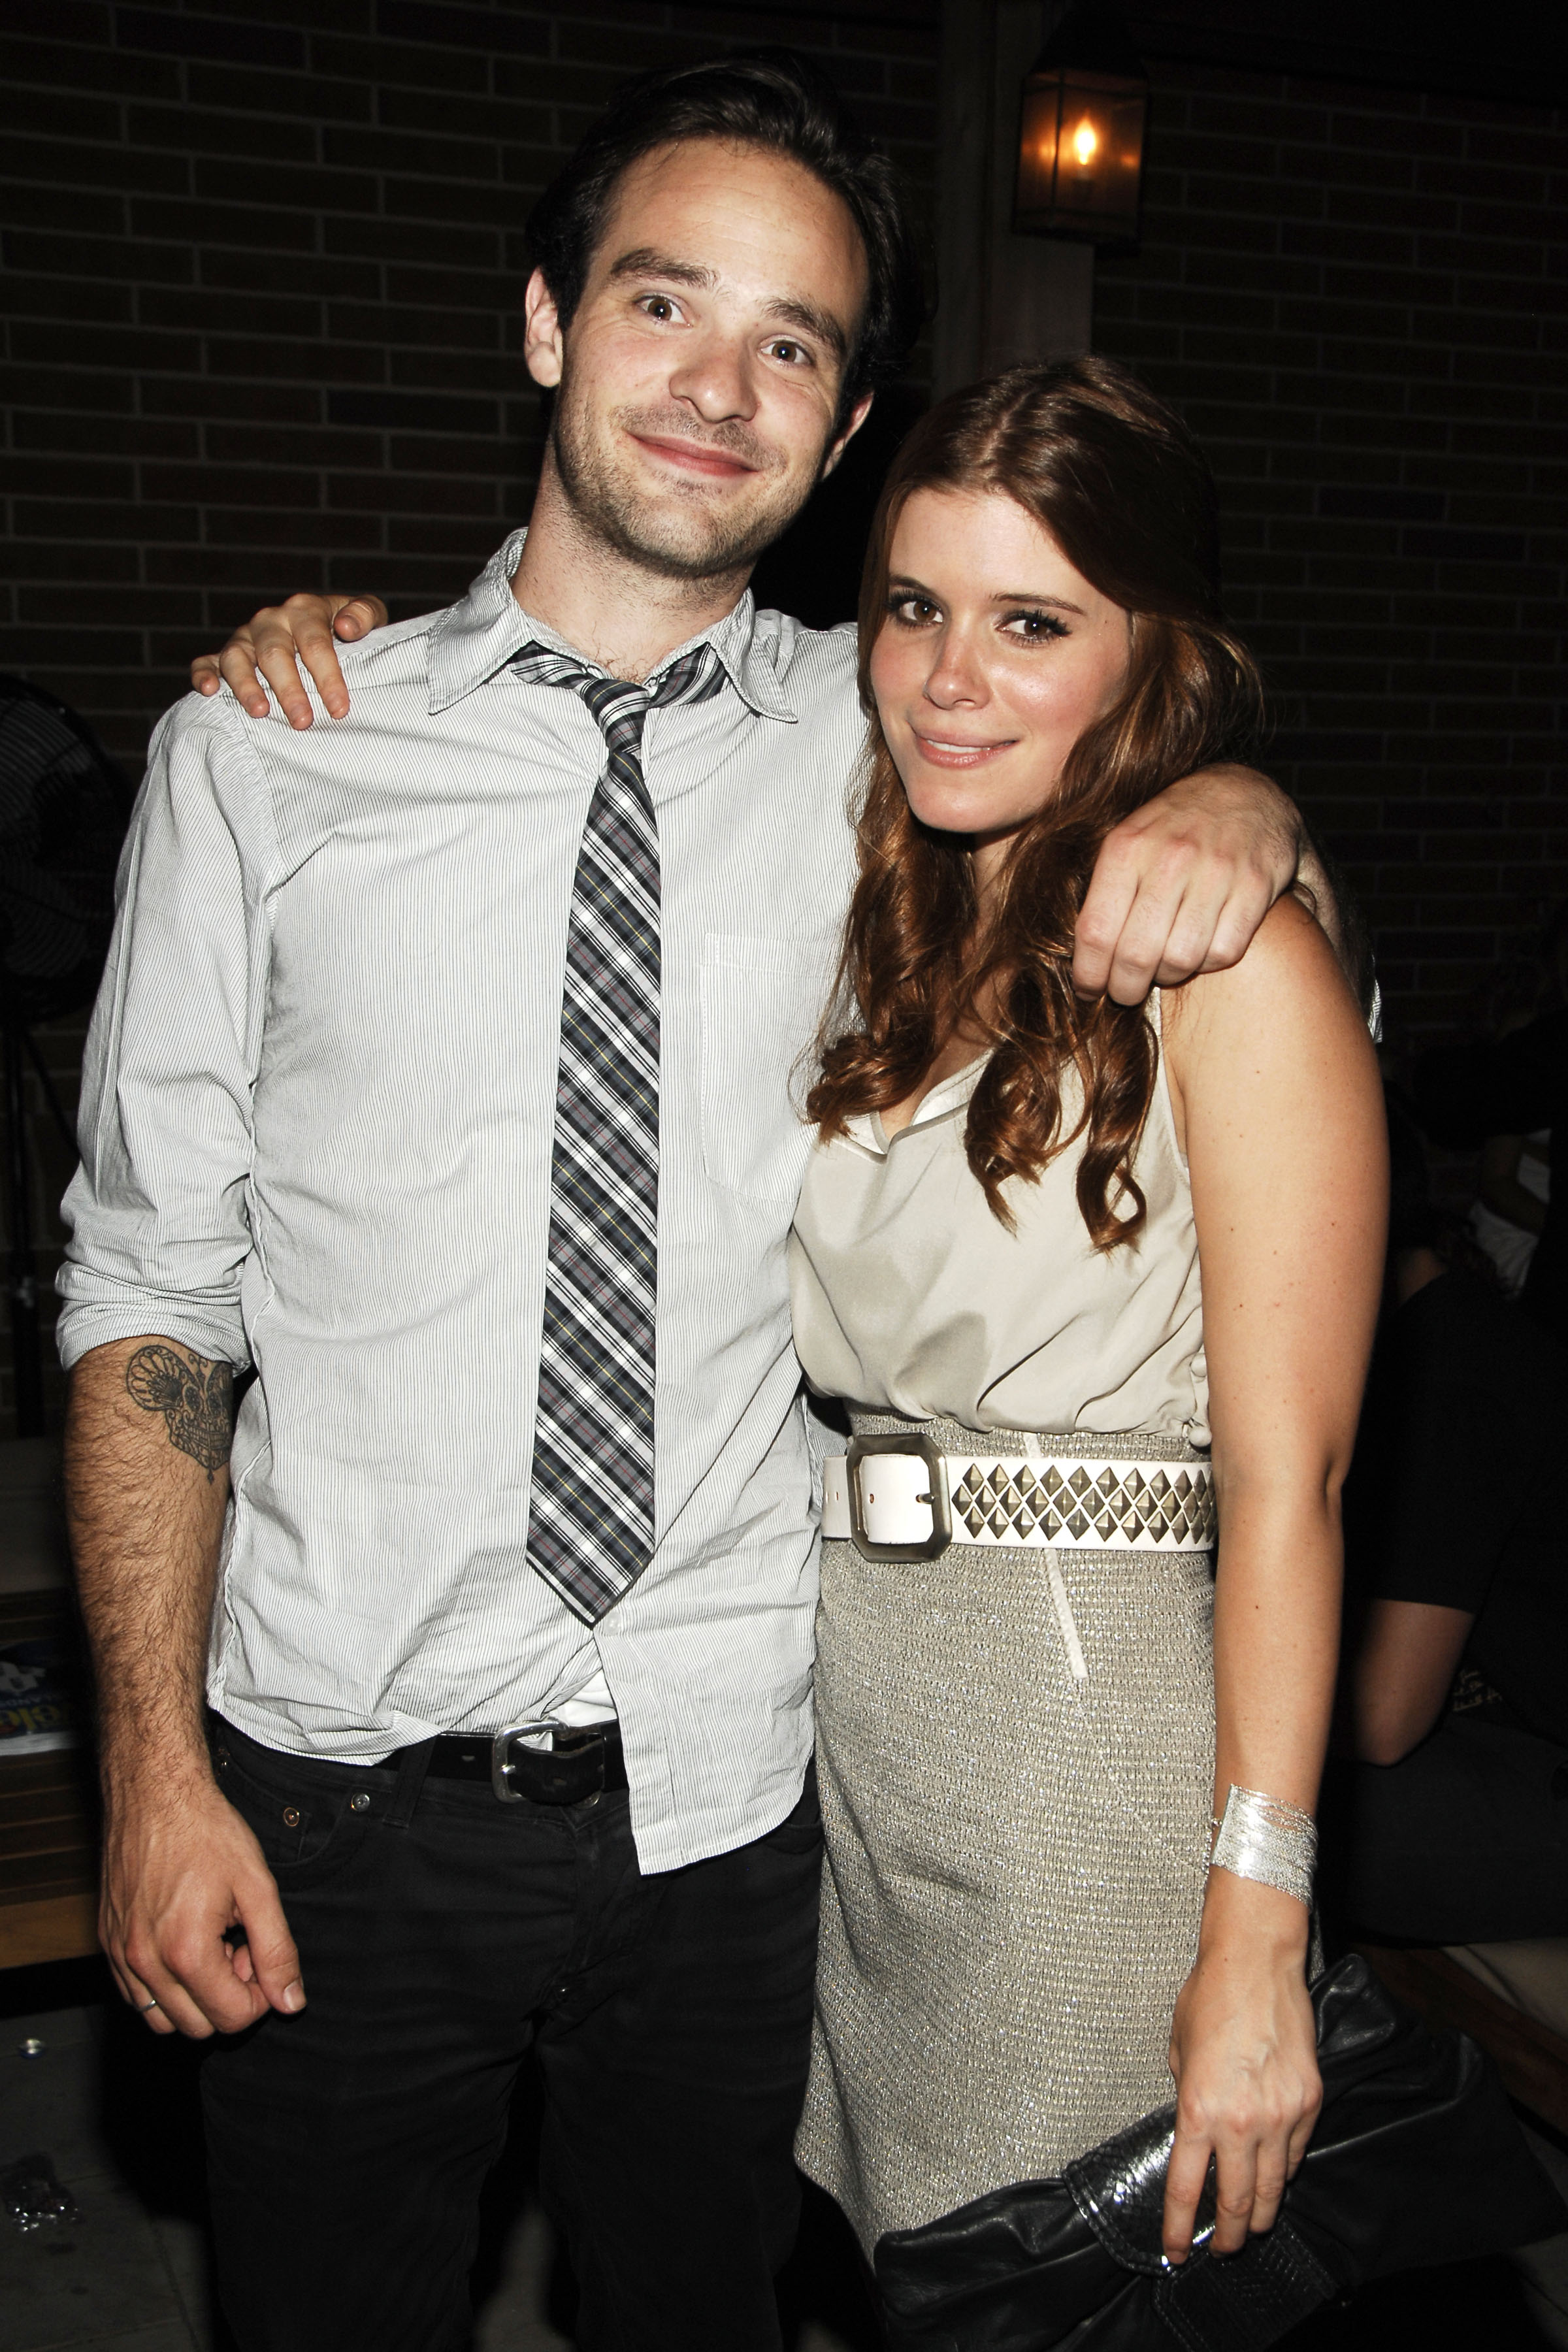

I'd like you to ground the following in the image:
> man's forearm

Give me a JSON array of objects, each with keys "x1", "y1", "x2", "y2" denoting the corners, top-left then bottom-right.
[
  {"x1": 65, "y1": 1335, "x2": 304, "y2": 2036},
  {"x1": 65, "y1": 1336, "x2": 235, "y2": 1793}
]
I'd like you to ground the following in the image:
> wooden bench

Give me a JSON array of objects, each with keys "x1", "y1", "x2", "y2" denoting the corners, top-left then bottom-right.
[
  {"x1": 0, "y1": 1587, "x2": 99, "y2": 1969},
  {"x1": 1358, "y1": 1940, "x2": 1568, "y2": 2136}
]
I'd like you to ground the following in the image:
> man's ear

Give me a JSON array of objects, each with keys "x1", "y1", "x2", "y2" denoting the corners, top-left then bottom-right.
[
  {"x1": 523, "y1": 267, "x2": 565, "y2": 390},
  {"x1": 821, "y1": 391, "x2": 875, "y2": 482}
]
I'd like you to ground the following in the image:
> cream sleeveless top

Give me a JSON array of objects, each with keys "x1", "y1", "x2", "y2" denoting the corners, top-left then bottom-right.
[{"x1": 789, "y1": 997, "x2": 1209, "y2": 1445}]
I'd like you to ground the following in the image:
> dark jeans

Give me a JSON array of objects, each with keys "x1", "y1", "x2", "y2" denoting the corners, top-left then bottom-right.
[
  {"x1": 202, "y1": 1718, "x2": 822, "y2": 2352},
  {"x1": 1325, "y1": 1707, "x2": 1568, "y2": 1944}
]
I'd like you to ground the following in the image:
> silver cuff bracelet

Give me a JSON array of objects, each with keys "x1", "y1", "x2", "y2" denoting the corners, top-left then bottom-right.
[{"x1": 1209, "y1": 1784, "x2": 1317, "y2": 1908}]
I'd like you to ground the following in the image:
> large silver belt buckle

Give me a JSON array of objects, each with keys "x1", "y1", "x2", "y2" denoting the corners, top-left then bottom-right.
[
  {"x1": 491, "y1": 1718, "x2": 565, "y2": 1803},
  {"x1": 845, "y1": 1432, "x2": 953, "y2": 1562}
]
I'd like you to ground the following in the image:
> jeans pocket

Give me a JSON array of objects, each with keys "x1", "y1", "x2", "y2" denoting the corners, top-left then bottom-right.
[
  {"x1": 761, "y1": 1759, "x2": 824, "y2": 1855},
  {"x1": 210, "y1": 1729, "x2": 367, "y2": 1887}
]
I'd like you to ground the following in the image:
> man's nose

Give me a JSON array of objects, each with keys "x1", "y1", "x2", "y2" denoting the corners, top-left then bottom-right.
[{"x1": 667, "y1": 333, "x2": 759, "y2": 423}]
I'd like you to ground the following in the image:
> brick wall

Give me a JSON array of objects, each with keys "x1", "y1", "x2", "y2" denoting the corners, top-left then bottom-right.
[
  {"x1": 2, "y1": 8, "x2": 1565, "y2": 1432},
  {"x1": 1, "y1": 0, "x2": 938, "y2": 770},
  {"x1": 1095, "y1": 57, "x2": 1568, "y2": 1053},
  {"x1": 0, "y1": 0, "x2": 938, "y2": 1433}
]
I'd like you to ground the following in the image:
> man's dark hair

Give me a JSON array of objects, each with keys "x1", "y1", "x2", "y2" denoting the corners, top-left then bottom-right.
[{"x1": 526, "y1": 49, "x2": 928, "y2": 416}]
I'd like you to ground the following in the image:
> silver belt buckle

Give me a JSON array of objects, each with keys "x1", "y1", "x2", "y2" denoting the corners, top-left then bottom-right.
[
  {"x1": 845, "y1": 1431, "x2": 953, "y2": 1562},
  {"x1": 491, "y1": 1718, "x2": 565, "y2": 1803}
]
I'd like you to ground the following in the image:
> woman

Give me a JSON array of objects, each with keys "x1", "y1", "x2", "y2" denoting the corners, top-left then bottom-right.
[{"x1": 789, "y1": 357, "x2": 1386, "y2": 2282}]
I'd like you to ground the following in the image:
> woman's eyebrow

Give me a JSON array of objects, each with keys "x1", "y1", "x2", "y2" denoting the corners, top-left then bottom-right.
[
  {"x1": 887, "y1": 572, "x2": 1086, "y2": 615},
  {"x1": 988, "y1": 588, "x2": 1086, "y2": 613}
]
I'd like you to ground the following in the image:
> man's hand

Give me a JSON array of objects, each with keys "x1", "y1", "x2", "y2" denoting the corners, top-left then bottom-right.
[
  {"x1": 191, "y1": 593, "x2": 388, "y2": 730},
  {"x1": 1074, "y1": 765, "x2": 1301, "y2": 1004},
  {"x1": 102, "y1": 1767, "x2": 304, "y2": 2039}
]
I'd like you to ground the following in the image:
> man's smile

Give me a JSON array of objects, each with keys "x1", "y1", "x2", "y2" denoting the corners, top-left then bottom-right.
[{"x1": 629, "y1": 431, "x2": 761, "y2": 481}]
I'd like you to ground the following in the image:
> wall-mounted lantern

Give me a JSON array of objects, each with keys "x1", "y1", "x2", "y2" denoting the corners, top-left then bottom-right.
[{"x1": 1014, "y1": 0, "x2": 1149, "y2": 246}]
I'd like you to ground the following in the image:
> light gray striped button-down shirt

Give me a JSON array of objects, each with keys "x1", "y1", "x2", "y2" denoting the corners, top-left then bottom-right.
[{"x1": 57, "y1": 531, "x2": 862, "y2": 1871}]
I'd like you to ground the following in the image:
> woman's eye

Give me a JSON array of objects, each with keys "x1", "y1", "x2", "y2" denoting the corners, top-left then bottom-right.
[
  {"x1": 889, "y1": 596, "x2": 941, "y2": 627},
  {"x1": 1002, "y1": 610, "x2": 1068, "y2": 642}
]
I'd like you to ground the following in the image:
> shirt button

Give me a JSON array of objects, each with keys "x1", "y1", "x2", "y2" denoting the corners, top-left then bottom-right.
[
  {"x1": 282, "y1": 1806, "x2": 301, "y2": 1829},
  {"x1": 350, "y1": 1792, "x2": 371, "y2": 1813}
]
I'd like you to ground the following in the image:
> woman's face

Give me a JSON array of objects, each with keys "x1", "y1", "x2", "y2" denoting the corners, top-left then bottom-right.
[{"x1": 869, "y1": 487, "x2": 1133, "y2": 860}]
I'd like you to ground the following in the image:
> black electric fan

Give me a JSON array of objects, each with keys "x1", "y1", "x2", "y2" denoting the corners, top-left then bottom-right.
[{"x1": 0, "y1": 676, "x2": 133, "y2": 1435}]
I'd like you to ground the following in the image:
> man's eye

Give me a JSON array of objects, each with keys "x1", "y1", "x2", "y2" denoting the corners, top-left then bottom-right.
[
  {"x1": 639, "y1": 295, "x2": 679, "y2": 322},
  {"x1": 767, "y1": 339, "x2": 809, "y2": 365}
]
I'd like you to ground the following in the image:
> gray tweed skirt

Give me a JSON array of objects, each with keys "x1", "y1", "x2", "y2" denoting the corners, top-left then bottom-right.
[{"x1": 796, "y1": 1416, "x2": 1216, "y2": 2253}]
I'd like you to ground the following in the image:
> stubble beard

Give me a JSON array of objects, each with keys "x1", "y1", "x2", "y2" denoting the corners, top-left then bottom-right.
[{"x1": 548, "y1": 370, "x2": 818, "y2": 585}]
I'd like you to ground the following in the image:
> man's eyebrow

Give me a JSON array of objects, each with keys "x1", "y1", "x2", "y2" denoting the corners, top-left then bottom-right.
[
  {"x1": 760, "y1": 295, "x2": 847, "y2": 362},
  {"x1": 605, "y1": 248, "x2": 849, "y2": 362},
  {"x1": 606, "y1": 248, "x2": 718, "y2": 291}
]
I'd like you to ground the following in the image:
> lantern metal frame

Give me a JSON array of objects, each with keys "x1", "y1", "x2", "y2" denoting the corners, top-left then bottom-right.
[{"x1": 1013, "y1": 0, "x2": 1149, "y2": 248}]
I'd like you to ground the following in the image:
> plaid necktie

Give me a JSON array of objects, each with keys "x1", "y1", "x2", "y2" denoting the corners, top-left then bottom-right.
[{"x1": 510, "y1": 638, "x2": 727, "y2": 1622}]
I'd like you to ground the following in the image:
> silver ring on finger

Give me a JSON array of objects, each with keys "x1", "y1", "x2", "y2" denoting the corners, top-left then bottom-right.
[{"x1": 137, "y1": 1997, "x2": 159, "y2": 2013}]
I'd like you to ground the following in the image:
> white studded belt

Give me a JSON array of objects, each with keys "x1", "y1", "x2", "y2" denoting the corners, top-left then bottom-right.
[{"x1": 821, "y1": 1432, "x2": 1215, "y2": 1562}]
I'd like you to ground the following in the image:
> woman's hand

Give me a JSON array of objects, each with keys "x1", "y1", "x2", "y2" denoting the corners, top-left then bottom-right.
[
  {"x1": 1162, "y1": 1871, "x2": 1320, "y2": 2263},
  {"x1": 189, "y1": 593, "x2": 389, "y2": 729}
]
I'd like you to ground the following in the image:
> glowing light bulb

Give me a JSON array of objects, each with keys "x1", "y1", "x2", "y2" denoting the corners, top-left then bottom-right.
[{"x1": 1072, "y1": 119, "x2": 1098, "y2": 167}]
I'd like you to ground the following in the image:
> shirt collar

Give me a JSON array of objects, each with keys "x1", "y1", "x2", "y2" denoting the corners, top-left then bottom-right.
[
  {"x1": 842, "y1": 1058, "x2": 988, "y2": 1162},
  {"x1": 426, "y1": 527, "x2": 797, "y2": 723}
]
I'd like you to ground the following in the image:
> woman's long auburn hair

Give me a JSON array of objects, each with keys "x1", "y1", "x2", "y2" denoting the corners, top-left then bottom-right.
[{"x1": 805, "y1": 358, "x2": 1265, "y2": 1248}]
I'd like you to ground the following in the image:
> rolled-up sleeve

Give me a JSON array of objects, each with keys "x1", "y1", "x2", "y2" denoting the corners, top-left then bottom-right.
[{"x1": 57, "y1": 696, "x2": 275, "y2": 1373}]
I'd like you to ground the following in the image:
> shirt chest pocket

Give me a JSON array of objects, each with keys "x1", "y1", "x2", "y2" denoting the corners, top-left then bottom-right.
[{"x1": 700, "y1": 932, "x2": 835, "y2": 1211}]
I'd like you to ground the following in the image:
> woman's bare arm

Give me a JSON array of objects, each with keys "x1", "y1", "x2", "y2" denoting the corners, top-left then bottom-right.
[
  {"x1": 191, "y1": 593, "x2": 389, "y2": 728},
  {"x1": 1161, "y1": 898, "x2": 1386, "y2": 2261}
]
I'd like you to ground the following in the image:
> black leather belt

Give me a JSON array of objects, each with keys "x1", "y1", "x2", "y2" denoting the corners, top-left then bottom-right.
[{"x1": 423, "y1": 1721, "x2": 627, "y2": 1806}]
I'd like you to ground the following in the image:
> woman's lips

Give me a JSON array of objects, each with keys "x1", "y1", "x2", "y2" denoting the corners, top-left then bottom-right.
[
  {"x1": 631, "y1": 433, "x2": 759, "y2": 481},
  {"x1": 909, "y1": 728, "x2": 1015, "y2": 768}
]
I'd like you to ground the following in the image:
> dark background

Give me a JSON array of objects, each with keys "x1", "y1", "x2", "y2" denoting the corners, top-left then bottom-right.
[{"x1": 1, "y1": 0, "x2": 1565, "y2": 1431}]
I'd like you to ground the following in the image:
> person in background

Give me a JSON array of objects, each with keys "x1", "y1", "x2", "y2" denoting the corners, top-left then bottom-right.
[
  {"x1": 1467, "y1": 911, "x2": 1564, "y2": 1299},
  {"x1": 1420, "y1": 906, "x2": 1566, "y2": 1344},
  {"x1": 1471, "y1": 1125, "x2": 1550, "y2": 1298},
  {"x1": 1330, "y1": 1093, "x2": 1568, "y2": 1945}
]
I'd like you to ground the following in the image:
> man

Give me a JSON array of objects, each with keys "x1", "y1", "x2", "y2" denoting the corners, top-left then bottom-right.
[{"x1": 61, "y1": 52, "x2": 1318, "y2": 2352}]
